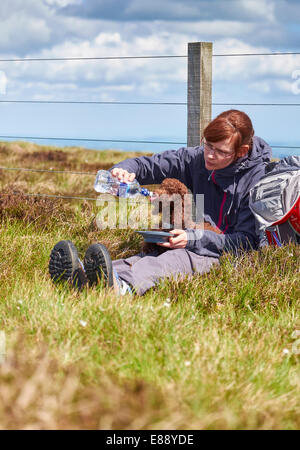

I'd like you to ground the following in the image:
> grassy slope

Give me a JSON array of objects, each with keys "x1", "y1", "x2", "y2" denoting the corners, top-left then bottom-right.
[{"x1": 0, "y1": 141, "x2": 299, "y2": 430}]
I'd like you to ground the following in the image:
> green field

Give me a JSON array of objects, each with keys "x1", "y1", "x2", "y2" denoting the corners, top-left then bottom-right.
[{"x1": 0, "y1": 141, "x2": 299, "y2": 430}]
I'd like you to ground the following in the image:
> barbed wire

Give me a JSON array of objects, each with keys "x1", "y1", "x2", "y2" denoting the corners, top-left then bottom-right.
[{"x1": 0, "y1": 52, "x2": 300, "y2": 62}]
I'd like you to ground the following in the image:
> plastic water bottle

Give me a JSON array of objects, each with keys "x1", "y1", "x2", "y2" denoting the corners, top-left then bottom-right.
[
  {"x1": 94, "y1": 170, "x2": 152, "y2": 198},
  {"x1": 94, "y1": 170, "x2": 118, "y2": 195}
]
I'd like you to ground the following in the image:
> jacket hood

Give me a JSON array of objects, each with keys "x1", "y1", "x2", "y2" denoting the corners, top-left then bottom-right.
[{"x1": 236, "y1": 135, "x2": 272, "y2": 170}]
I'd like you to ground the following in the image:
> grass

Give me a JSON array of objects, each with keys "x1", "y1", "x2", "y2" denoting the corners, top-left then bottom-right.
[{"x1": 0, "y1": 141, "x2": 299, "y2": 430}]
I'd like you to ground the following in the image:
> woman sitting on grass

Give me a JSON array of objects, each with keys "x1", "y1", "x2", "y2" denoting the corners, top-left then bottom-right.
[{"x1": 49, "y1": 109, "x2": 272, "y2": 296}]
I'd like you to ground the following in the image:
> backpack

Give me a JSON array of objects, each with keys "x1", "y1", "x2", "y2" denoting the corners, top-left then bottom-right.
[{"x1": 249, "y1": 156, "x2": 300, "y2": 247}]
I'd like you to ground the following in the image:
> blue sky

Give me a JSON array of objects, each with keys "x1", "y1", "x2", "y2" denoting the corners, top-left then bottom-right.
[{"x1": 0, "y1": 0, "x2": 300, "y2": 157}]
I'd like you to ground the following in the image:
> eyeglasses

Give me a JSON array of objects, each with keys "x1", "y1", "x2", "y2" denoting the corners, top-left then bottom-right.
[{"x1": 202, "y1": 139, "x2": 235, "y2": 158}]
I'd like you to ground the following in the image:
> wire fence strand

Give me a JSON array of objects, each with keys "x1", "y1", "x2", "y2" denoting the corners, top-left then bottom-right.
[
  {"x1": 0, "y1": 191, "x2": 98, "y2": 202},
  {"x1": 0, "y1": 100, "x2": 187, "y2": 106},
  {"x1": 0, "y1": 136, "x2": 299, "y2": 149},
  {"x1": 1, "y1": 52, "x2": 300, "y2": 62},
  {"x1": 0, "y1": 166, "x2": 96, "y2": 176},
  {"x1": 0, "y1": 55, "x2": 186, "y2": 62},
  {"x1": 0, "y1": 135, "x2": 187, "y2": 145},
  {"x1": 0, "y1": 191, "x2": 140, "y2": 203},
  {"x1": 2, "y1": 100, "x2": 300, "y2": 106},
  {"x1": 213, "y1": 52, "x2": 300, "y2": 57}
]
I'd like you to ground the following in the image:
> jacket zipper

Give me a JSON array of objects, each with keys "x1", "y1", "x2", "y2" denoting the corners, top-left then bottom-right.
[
  {"x1": 217, "y1": 192, "x2": 227, "y2": 229},
  {"x1": 211, "y1": 171, "x2": 228, "y2": 232}
]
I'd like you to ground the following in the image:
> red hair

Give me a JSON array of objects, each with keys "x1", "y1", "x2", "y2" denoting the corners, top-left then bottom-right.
[{"x1": 203, "y1": 109, "x2": 254, "y2": 153}]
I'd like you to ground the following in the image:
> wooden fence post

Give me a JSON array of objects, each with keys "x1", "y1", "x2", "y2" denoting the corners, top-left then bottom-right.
[{"x1": 187, "y1": 42, "x2": 213, "y2": 147}]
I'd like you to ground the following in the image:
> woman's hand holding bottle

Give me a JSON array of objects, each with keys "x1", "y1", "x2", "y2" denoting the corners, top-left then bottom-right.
[{"x1": 111, "y1": 168, "x2": 136, "y2": 183}]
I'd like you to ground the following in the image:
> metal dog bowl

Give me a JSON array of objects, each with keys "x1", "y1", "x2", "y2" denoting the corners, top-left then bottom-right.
[{"x1": 135, "y1": 230, "x2": 173, "y2": 243}]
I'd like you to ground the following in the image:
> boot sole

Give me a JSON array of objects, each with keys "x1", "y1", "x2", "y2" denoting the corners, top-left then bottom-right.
[
  {"x1": 84, "y1": 243, "x2": 113, "y2": 287},
  {"x1": 49, "y1": 240, "x2": 86, "y2": 289}
]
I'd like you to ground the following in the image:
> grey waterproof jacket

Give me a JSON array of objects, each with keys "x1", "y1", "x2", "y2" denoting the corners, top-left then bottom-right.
[{"x1": 110, "y1": 136, "x2": 272, "y2": 258}]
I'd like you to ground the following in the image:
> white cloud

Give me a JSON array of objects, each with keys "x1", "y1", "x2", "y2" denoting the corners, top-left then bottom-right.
[
  {"x1": 248, "y1": 81, "x2": 271, "y2": 94},
  {"x1": 274, "y1": 79, "x2": 299, "y2": 94},
  {"x1": 44, "y1": 0, "x2": 80, "y2": 6},
  {"x1": 167, "y1": 20, "x2": 256, "y2": 37},
  {"x1": 213, "y1": 38, "x2": 300, "y2": 82},
  {"x1": 58, "y1": 0, "x2": 280, "y2": 23},
  {"x1": 241, "y1": 0, "x2": 276, "y2": 23},
  {"x1": 0, "y1": 0, "x2": 100, "y2": 54},
  {"x1": 125, "y1": 0, "x2": 203, "y2": 20},
  {"x1": 0, "y1": 0, "x2": 299, "y2": 105},
  {"x1": 0, "y1": 15, "x2": 51, "y2": 51},
  {"x1": 3, "y1": 29, "x2": 300, "y2": 103},
  {"x1": 95, "y1": 33, "x2": 122, "y2": 46},
  {"x1": 0, "y1": 71, "x2": 7, "y2": 95}
]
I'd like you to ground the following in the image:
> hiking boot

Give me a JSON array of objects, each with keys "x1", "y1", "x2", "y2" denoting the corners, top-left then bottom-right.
[
  {"x1": 49, "y1": 240, "x2": 87, "y2": 290},
  {"x1": 83, "y1": 243, "x2": 114, "y2": 287}
]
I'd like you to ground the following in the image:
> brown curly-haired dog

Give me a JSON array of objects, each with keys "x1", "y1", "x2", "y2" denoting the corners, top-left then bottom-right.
[{"x1": 142, "y1": 178, "x2": 222, "y2": 255}]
